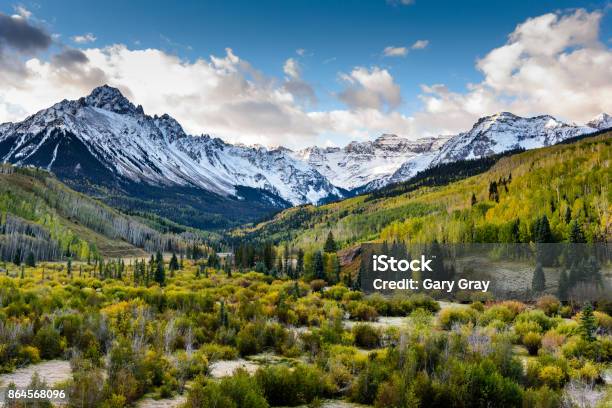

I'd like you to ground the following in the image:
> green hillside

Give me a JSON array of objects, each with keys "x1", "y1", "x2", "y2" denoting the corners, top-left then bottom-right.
[
  {"x1": 0, "y1": 165, "x2": 208, "y2": 263},
  {"x1": 235, "y1": 132, "x2": 611, "y2": 249}
]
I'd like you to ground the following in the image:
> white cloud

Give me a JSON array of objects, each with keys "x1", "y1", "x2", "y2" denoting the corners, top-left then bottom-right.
[
  {"x1": 296, "y1": 48, "x2": 306, "y2": 56},
  {"x1": 383, "y1": 46, "x2": 408, "y2": 57},
  {"x1": 411, "y1": 40, "x2": 429, "y2": 49},
  {"x1": 72, "y1": 33, "x2": 96, "y2": 44},
  {"x1": 283, "y1": 58, "x2": 300, "y2": 79},
  {"x1": 13, "y1": 5, "x2": 32, "y2": 19},
  {"x1": 411, "y1": 9, "x2": 612, "y2": 135},
  {"x1": 338, "y1": 66, "x2": 402, "y2": 111},
  {"x1": 0, "y1": 8, "x2": 609, "y2": 149}
]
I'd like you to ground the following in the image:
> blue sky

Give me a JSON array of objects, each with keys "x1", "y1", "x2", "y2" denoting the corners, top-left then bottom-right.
[{"x1": 0, "y1": 0, "x2": 610, "y2": 147}]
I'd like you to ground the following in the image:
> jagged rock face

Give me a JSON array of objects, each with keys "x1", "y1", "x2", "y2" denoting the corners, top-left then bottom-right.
[
  {"x1": 430, "y1": 112, "x2": 597, "y2": 166},
  {"x1": 0, "y1": 85, "x2": 608, "y2": 206},
  {"x1": 294, "y1": 134, "x2": 449, "y2": 191},
  {"x1": 386, "y1": 112, "x2": 607, "y2": 184},
  {"x1": 0, "y1": 85, "x2": 340, "y2": 205}
]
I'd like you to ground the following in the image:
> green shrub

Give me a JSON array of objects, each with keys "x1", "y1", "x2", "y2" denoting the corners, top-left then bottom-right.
[
  {"x1": 522, "y1": 332, "x2": 542, "y2": 355},
  {"x1": 438, "y1": 307, "x2": 478, "y2": 330},
  {"x1": 33, "y1": 325, "x2": 64, "y2": 359},
  {"x1": 256, "y1": 364, "x2": 334, "y2": 406},
  {"x1": 353, "y1": 324, "x2": 380, "y2": 349}
]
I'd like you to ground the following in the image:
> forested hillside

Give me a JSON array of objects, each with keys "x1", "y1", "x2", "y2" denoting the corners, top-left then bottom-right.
[
  {"x1": 236, "y1": 132, "x2": 611, "y2": 249},
  {"x1": 0, "y1": 165, "x2": 208, "y2": 263}
]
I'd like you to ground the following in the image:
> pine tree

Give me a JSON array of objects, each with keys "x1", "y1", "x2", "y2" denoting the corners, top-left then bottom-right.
[
  {"x1": 169, "y1": 253, "x2": 179, "y2": 276},
  {"x1": 569, "y1": 220, "x2": 586, "y2": 243},
  {"x1": 13, "y1": 248, "x2": 21, "y2": 266},
  {"x1": 579, "y1": 302, "x2": 597, "y2": 342},
  {"x1": 313, "y1": 250, "x2": 324, "y2": 280},
  {"x1": 531, "y1": 263, "x2": 545, "y2": 292},
  {"x1": 25, "y1": 251, "x2": 36, "y2": 267},
  {"x1": 324, "y1": 231, "x2": 337, "y2": 253},
  {"x1": 534, "y1": 215, "x2": 552, "y2": 243},
  {"x1": 20, "y1": 265, "x2": 24, "y2": 279},
  {"x1": 67, "y1": 258, "x2": 72, "y2": 277},
  {"x1": 263, "y1": 243, "x2": 275, "y2": 272},
  {"x1": 154, "y1": 251, "x2": 166, "y2": 286},
  {"x1": 296, "y1": 248, "x2": 304, "y2": 277},
  {"x1": 470, "y1": 193, "x2": 477, "y2": 207},
  {"x1": 564, "y1": 207, "x2": 572, "y2": 224}
]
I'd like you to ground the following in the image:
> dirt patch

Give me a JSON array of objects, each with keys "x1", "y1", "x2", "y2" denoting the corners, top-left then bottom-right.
[{"x1": 0, "y1": 360, "x2": 72, "y2": 388}]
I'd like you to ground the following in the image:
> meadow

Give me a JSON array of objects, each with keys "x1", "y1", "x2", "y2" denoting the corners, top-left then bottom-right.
[{"x1": 0, "y1": 258, "x2": 611, "y2": 407}]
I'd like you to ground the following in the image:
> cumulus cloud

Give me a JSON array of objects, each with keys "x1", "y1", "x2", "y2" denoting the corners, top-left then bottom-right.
[
  {"x1": 338, "y1": 67, "x2": 402, "y2": 111},
  {"x1": 383, "y1": 46, "x2": 408, "y2": 57},
  {"x1": 0, "y1": 8, "x2": 609, "y2": 148},
  {"x1": 412, "y1": 9, "x2": 612, "y2": 135},
  {"x1": 72, "y1": 33, "x2": 96, "y2": 44}
]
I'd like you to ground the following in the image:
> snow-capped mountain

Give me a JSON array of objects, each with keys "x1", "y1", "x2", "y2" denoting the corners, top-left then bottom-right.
[
  {"x1": 294, "y1": 134, "x2": 448, "y2": 191},
  {"x1": 430, "y1": 112, "x2": 599, "y2": 166},
  {"x1": 386, "y1": 112, "x2": 608, "y2": 184},
  {"x1": 0, "y1": 85, "x2": 608, "y2": 218},
  {"x1": 0, "y1": 85, "x2": 340, "y2": 206}
]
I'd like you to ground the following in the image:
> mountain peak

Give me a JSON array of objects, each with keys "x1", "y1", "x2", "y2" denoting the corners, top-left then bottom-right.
[
  {"x1": 83, "y1": 85, "x2": 142, "y2": 115},
  {"x1": 587, "y1": 113, "x2": 612, "y2": 130}
]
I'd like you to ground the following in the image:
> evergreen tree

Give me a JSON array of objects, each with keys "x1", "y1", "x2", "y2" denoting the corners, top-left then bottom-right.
[
  {"x1": 324, "y1": 231, "x2": 337, "y2": 252},
  {"x1": 534, "y1": 215, "x2": 553, "y2": 243},
  {"x1": 154, "y1": 251, "x2": 166, "y2": 286},
  {"x1": 67, "y1": 258, "x2": 72, "y2": 277},
  {"x1": 13, "y1": 248, "x2": 21, "y2": 266},
  {"x1": 20, "y1": 265, "x2": 24, "y2": 279},
  {"x1": 569, "y1": 220, "x2": 586, "y2": 243},
  {"x1": 579, "y1": 302, "x2": 597, "y2": 342},
  {"x1": 25, "y1": 251, "x2": 36, "y2": 267},
  {"x1": 470, "y1": 193, "x2": 477, "y2": 207},
  {"x1": 531, "y1": 263, "x2": 545, "y2": 292},
  {"x1": 564, "y1": 207, "x2": 572, "y2": 224},
  {"x1": 296, "y1": 248, "x2": 304, "y2": 277},
  {"x1": 263, "y1": 243, "x2": 275, "y2": 272},
  {"x1": 169, "y1": 253, "x2": 179, "y2": 275},
  {"x1": 313, "y1": 250, "x2": 324, "y2": 280}
]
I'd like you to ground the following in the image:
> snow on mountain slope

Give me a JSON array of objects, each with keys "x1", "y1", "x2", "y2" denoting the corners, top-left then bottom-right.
[
  {"x1": 0, "y1": 86, "x2": 339, "y2": 205},
  {"x1": 430, "y1": 112, "x2": 598, "y2": 166},
  {"x1": 294, "y1": 134, "x2": 448, "y2": 190},
  {"x1": 0, "y1": 85, "x2": 608, "y2": 205},
  {"x1": 385, "y1": 112, "x2": 608, "y2": 185}
]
